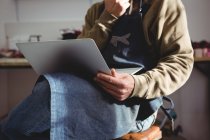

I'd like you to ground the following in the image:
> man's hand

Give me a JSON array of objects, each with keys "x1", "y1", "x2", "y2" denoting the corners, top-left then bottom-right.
[
  {"x1": 94, "y1": 68, "x2": 135, "y2": 101},
  {"x1": 104, "y1": 0, "x2": 130, "y2": 17}
]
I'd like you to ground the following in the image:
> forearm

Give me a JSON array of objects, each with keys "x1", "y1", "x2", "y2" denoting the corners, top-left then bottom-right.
[
  {"x1": 130, "y1": 0, "x2": 194, "y2": 99},
  {"x1": 131, "y1": 45, "x2": 194, "y2": 99},
  {"x1": 77, "y1": 5, "x2": 118, "y2": 50}
]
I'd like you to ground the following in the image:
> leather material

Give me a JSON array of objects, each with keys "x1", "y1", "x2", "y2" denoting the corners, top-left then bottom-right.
[{"x1": 115, "y1": 125, "x2": 162, "y2": 140}]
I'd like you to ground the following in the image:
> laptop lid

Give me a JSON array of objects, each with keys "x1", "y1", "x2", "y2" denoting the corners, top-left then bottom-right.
[{"x1": 16, "y1": 38, "x2": 111, "y2": 75}]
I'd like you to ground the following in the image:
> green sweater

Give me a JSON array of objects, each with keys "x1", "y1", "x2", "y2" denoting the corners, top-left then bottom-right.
[{"x1": 78, "y1": 0, "x2": 194, "y2": 99}]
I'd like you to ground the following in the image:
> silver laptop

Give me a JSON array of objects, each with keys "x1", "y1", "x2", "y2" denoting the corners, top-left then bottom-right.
[{"x1": 17, "y1": 38, "x2": 142, "y2": 75}]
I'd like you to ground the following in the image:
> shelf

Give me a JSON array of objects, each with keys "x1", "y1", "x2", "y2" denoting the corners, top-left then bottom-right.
[
  {"x1": 0, "y1": 57, "x2": 209, "y2": 68},
  {"x1": 0, "y1": 58, "x2": 30, "y2": 68},
  {"x1": 194, "y1": 57, "x2": 210, "y2": 62}
]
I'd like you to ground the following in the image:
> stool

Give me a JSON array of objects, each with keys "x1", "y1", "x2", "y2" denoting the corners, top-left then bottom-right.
[{"x1": 115, "y1": 125, "x2": 162, "y2": 140}]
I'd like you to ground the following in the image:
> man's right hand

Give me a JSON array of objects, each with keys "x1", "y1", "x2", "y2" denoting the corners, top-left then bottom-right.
[{"x1": 104, "y1": 0, "x2": 130, "y2": 17}]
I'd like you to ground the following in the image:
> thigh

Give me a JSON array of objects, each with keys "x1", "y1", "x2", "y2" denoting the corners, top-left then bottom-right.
[
  {"x1": 45, "y1": 73, "x2": 141, "y2": 140},
  {"x1": 1, "y1": 76, "x2": 51, "y2": 139}
]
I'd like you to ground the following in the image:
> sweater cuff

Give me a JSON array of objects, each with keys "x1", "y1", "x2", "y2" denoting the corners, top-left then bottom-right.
[
  {"x1": 130, "y1": 74, "x2": 148, "y2": 98},
  {"x1": 97, "y1": 10, "x2": 118, "y2": 30}
]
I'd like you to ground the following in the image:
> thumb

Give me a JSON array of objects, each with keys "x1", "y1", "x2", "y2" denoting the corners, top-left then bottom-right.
[{"x1": 111, "y1": 68, "x2": 117, "y2": 77}]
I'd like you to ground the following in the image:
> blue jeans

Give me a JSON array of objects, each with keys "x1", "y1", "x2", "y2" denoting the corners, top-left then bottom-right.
[{"x1": 1, "y1": 73, "x2": 156, "y2": 140}]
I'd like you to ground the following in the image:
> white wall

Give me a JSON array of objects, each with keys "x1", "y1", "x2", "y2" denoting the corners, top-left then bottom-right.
[
  {"x1": 16, "y1": 0, "x2": 91, "y2": 22},
  {"x1": 0, "y1": 0, "x2": 16, "y2": 48},
  {"x1": 182, "y1": 0, "x2": 210, "y2": 41},
  {"x1": 0, "y1": 0, "x2": 102, "y2": 49}
]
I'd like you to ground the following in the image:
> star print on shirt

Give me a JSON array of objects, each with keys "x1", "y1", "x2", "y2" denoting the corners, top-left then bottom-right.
[{"x1": 110, "y1": 33, "x2": 131, "y2": 47}]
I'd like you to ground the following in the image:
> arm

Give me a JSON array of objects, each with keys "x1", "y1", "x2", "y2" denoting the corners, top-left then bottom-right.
[
  {"x1": 77, "y1": 7, "x2": 117, "y2": 50},
  {"x1": 77, "y1": 0, "x2": 130, "y2": 50},
  {"x1": 131, "y1": 0, "x2": 194, "y2": 99},
  {"x1": 81, "y1": 1, "x2": 135, "y2": 101}
]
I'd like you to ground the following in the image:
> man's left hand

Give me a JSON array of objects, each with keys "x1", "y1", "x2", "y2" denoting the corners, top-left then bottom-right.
[{"x1": 94, "y1": 68, "x2": 135, "y2": 101}]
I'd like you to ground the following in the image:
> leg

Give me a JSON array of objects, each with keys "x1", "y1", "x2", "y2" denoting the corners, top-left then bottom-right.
[
  {"x1": 1, "y1": 76, "x2": 50, "y2": 140},
  {"x1": 45, "y1": 73, "x2": 141, "y2": 140}
]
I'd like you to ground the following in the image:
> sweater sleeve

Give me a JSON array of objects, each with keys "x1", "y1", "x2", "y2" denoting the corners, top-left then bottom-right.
[
  {"x1": 130, "y1": 0, "x2": 194, "y2": 99},
  {"x1": 77, "y1": 2, "x2": 118, "y2": 50}
]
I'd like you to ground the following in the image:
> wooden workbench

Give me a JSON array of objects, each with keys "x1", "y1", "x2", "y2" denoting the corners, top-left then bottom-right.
[{"x1": 0, "y1": 58, "x2": 30, "y2": 68}]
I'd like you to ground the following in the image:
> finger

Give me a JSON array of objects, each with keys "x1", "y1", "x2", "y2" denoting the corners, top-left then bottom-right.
[
  {"x1": 99, "y1": 85, "x2": 125, "y2": 101},
  {"x1": 123, "y1": 2, "x2": 131, "y2": 10},
  {"x1": 97, "y1": 73, "x2": 123, "y2": 87},
  {"x1": 120, "y1": 0, "x2": 130, "y2": 6},
  {"x1": 111, "y1": 68, "x2": 117, "y2": 77},
  {"x1": 95, "y1": 77, "x2": 121, "y2": 93}
]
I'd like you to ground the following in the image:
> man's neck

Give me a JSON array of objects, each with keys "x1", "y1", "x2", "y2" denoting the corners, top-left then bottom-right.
[{"x1": 133, "y1": 0, "x2": 140, "y2": 12}]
